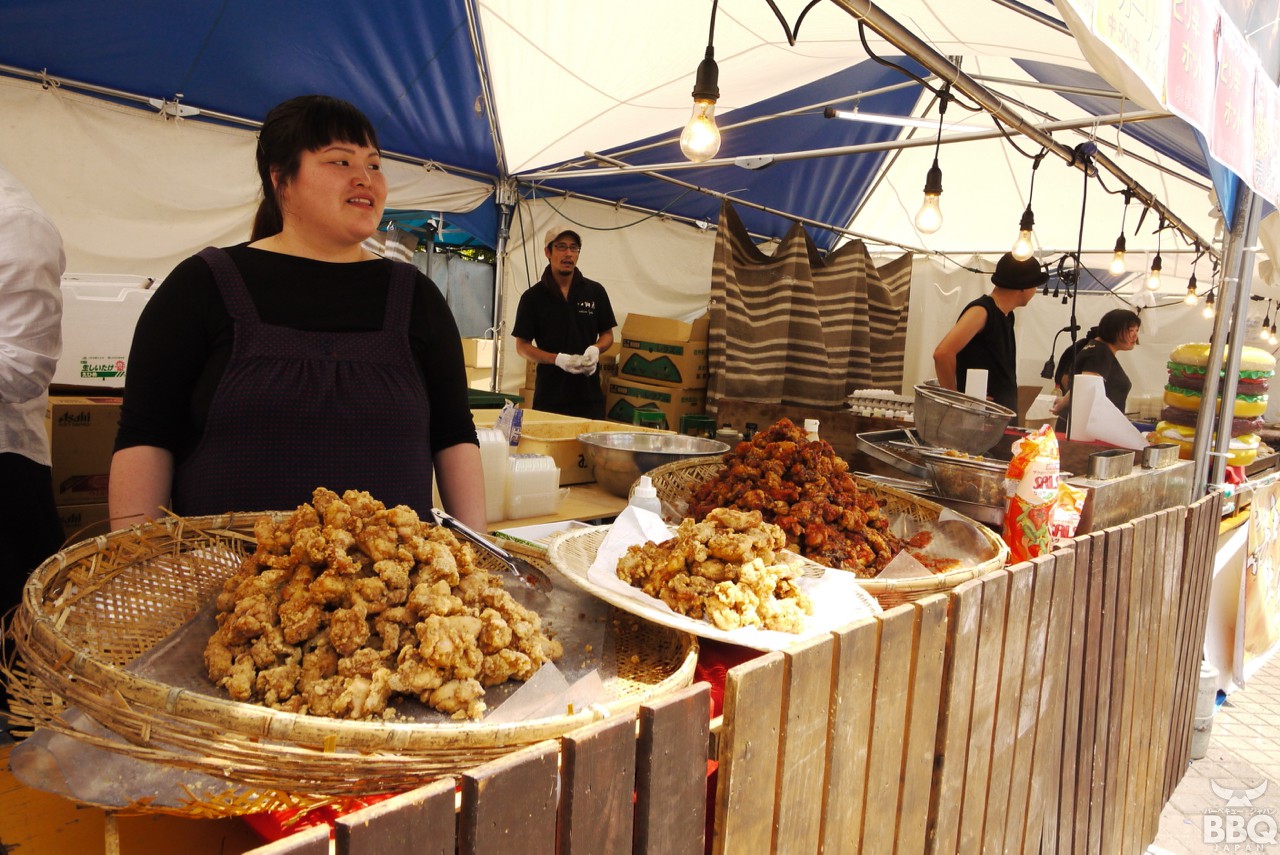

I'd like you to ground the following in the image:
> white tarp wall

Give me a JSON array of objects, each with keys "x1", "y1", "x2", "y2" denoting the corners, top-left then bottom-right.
[{"x1": 0, "y1": 78, "x2": 493, "y2": 279}]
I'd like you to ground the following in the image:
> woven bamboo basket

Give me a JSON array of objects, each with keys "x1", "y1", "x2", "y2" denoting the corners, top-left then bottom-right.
[
  {"x1": 2, "y1": 511, "x2": 697, "y2": 812},
  {"x1": 637, "y1": 456, "x2": 1008, "y2": 608}
]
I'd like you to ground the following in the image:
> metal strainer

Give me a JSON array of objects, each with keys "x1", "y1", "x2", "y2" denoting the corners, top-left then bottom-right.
[{"x1": 913, "y1": 383, "x2": 1014, "y2": 454}]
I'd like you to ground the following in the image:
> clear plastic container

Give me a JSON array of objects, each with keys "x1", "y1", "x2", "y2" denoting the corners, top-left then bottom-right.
[
  {"x1": 477, "y1": 428, "x2": 509, "y2": 523},
  {"x1": 505, "y1": 454, "x2": 562, "y2": 519},
  {"x1": 629, "y1": 475, "x2": 662, "y2": 515}
]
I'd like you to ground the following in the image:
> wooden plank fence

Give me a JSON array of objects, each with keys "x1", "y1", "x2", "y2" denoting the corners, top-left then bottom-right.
[{"x1": 252, "y1": 490, "x2": 1222, "y2": 855}]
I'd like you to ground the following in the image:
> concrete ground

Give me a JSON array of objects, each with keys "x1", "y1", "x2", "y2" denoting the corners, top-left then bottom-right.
[{"x1": 1149, "y1": 651, "x2": 1280, "y2": 854}]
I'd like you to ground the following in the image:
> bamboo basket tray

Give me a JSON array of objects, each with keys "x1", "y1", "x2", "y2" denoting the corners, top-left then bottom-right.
[
  {"x1": 2, "y1": 511, "x2": 697, "y2": 809},
  {"x1": 638, "y1": 456, "x2": 1009, "y2": 608}
]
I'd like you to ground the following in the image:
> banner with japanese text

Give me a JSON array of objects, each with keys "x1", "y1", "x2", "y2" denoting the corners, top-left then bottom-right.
[{"x1": 1057, "y1": 0, "x2": 1280, "y2": 206}]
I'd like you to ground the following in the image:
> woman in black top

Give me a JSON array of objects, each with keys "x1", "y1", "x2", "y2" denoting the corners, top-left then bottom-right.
[
  {"x1": 109, "y1": 95, "x2": 486, "y2": 529},
  {"x1": 1052, "y1": 309, "x2": 1141, "y2": 431}
]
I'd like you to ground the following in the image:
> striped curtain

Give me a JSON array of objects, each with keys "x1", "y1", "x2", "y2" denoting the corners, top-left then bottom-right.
[{"x1": 707, "y1": 202, "x2": 912, "y2": 413}]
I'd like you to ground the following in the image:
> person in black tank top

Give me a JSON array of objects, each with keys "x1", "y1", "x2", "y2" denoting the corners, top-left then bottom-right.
[
  {"x1": 932, "y1": 252, "x2": 1047, "y2": 413},
  {"x1": 109, "y1": 95, "x2": 486, "y2": 531}
]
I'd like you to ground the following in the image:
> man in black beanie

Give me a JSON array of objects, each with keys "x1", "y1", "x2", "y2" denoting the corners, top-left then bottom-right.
[{"x1": 932, "y1": 252, "x2": 1047, "y2": 412}]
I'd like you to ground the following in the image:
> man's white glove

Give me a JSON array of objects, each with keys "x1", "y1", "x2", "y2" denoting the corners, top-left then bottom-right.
[
  {"x1": 554, "y1": 352, "x2": 587, "y2": 374},
  {"x1": 580, "y1": 345, "x2": 600, "y2": 375}
]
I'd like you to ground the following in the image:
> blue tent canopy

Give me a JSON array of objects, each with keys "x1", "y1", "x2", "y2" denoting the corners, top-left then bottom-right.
[{"x1": 0, "y1": 0, "x2": 1225, "y2": 259}]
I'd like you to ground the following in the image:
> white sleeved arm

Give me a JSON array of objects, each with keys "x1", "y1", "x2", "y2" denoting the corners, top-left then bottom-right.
[{"x1": 0, "y1": 197, "x2": 64, "y2": 403}]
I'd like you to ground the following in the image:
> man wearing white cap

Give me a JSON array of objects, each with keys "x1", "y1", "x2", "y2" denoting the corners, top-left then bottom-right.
[{"x1": 513, "y1": 225, "x2": 616, "y2": 418}]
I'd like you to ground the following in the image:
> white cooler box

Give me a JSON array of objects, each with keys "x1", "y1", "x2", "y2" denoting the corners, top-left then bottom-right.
[{"x1": 54, "y1": 273, "x2": 157, "y2": 388}]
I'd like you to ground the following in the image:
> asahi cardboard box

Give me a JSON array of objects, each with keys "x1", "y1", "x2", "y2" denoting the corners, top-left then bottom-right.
[{"x1": 45, "y1": 396, "x2": 121, "y2": 506}]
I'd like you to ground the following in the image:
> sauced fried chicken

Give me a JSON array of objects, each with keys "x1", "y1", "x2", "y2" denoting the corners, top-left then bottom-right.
[
  {"x1": 204, "y1": 488, "x2": 562, "y2": 721},
  {"x1": 688, "y1": 418, "x2": 933, "y2": 577},
  {"x1": 616, "y1": 507, "x2": 812, "y2": 633}
]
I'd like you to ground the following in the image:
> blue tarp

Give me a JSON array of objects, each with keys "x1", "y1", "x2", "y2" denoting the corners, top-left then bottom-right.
[{"x1": 0, "y1": 1, "x2": 1220, "y2": 252}]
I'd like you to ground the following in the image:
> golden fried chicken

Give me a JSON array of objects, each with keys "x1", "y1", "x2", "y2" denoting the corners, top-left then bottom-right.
[
  {"x1": 616, "y1": 510, "x2": 811, "y2": 633},
  {"x1": 688, "y1": 418, "x2": 934, "y2": 577},
  {"x1": 204, "y1": 487, "x2": 562, "y2": 721}
]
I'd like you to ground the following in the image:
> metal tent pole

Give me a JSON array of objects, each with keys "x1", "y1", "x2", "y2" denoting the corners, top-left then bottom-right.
[{"x1": 1192, "y1": 188, "x2": 1264, "y2": 493}]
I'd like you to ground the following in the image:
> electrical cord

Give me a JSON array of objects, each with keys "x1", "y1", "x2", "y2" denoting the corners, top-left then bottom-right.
[
  {"x1": 762, "y1": 0, "x2": 824, "y2": 46},
  {"x1": 854, "y1": 22, "x2": 983, "y2": 112}
]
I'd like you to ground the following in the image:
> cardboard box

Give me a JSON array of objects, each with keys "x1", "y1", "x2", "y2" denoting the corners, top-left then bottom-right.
[
  {"x1": 471, "y1": 408, "x2": 670, "y2": 486},
  {"x1": 466, "y1": 365, "x2": 492, "y2": 391},
  {"x1": 460, "y1": 337, "x2": 497, "y2": 369},
  {"x1": 618, "y1": 313, "x2": 709, "y2": 388},
  {"x1": 472, "y1": 407, "x2": 585, "y2": 430},
  {"x1": 514, "y1": 418, "x2": 672, "y2": 486},
  {"x1": 605, "y1": 380, "x2": 708, "y2": 430},
  {"x1": 618, "y1": 341, "x2": 709, "y2": 388},
  {"x1": 54, "y1": 274, "x2": 156, "y2": 389},
  {"x1": 620, "y1": 312, "x2": 710, "y2": 343},
  {"x1": 56, "y1": 501, "x2": 113, "y2": 543},
  {"x1": 46, "y1": 396, "x2": 121, "y2": 506}
]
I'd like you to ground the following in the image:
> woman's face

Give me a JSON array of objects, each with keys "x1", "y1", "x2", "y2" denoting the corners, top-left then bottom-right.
[
  {"x1": 1117, "y1": 324, "x2": 1140, "y2": 350},
  {"x1": 276, "y1": 141, "x2": 386, "y2": 248}
]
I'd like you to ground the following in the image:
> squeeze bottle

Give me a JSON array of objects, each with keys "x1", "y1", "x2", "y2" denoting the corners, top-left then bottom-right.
[{"x1": 630, "y1": 475, "x2": 663, "y2": 515}]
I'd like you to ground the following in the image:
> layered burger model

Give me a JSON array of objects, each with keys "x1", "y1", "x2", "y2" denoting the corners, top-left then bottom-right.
[{"x1": 1153, "y1": 342, "x2": 1275, "y2": 466}]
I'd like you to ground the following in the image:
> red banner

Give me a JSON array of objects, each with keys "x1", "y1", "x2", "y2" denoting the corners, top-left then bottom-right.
[
  {"x1": 1210, "y1": 20, "x2": 1254, "y2": 181},
  {"x1": 1166, "y1": 0, "x2": 1218, "y2": 127}
]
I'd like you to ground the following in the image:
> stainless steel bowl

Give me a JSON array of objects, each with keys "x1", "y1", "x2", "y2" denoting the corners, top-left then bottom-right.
[
  {"x1": 913, "y1": 383, "x2": 1014, "y2": 454},
  {"x1": 579, "y1": 432, "x2": 730, "y2": 498},
  {"x1": 917, "y1": 449, "x2": 1008, "y2": 507}
]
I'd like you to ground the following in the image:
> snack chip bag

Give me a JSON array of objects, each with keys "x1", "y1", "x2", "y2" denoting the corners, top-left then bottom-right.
[
  {"x1": 1002, "y1": 424, "x2": 1060, "y2": 564},
  {"x1": 1050, "y1": 481, "x2": 1088, "y2": 547}
]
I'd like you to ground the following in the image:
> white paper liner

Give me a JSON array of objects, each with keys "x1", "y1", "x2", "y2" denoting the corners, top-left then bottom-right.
[{"x1": 580, "y1": 505, "x2": 881, "y2": 652}]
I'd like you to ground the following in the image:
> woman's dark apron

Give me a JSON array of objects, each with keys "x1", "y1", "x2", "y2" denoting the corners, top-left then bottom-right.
[{"x1": 171, "y1": 248, "x2": 433, "y2": 515}]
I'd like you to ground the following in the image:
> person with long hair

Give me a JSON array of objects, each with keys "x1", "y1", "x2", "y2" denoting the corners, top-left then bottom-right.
[
  {"x1": 1051, "y1": 308, "x2": 1141, "y2": 432},
  {"x1": 109, "y1": 95, "x2": 486, "y2": 529}
]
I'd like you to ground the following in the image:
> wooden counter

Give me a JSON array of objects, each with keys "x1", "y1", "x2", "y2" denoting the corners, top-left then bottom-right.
[
  {"x1": 0, "y1": 743, "x2": 261, "y2": 854},
  {"x1": 487, "y1": 481, "x2": 626, "y2": 532}
]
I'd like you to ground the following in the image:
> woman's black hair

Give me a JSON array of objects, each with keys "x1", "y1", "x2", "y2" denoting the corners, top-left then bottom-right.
[
  {"x1": 250, "y1": 95, "x2": 381, "y2": 240},
  {"x1": 1095, "y1": 308, "x2": 1141, "y2": 344}
]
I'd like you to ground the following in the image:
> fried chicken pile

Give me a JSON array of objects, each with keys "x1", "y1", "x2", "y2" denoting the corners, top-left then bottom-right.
[
  {"x1": 616, "y1": 507, "x2": 812, "y2": 633},
  {"x1": 688, "y1": 418, "x2": 932, "y2": 577},
  {"x1": 204, "y1": 488, "x2": 562, "y2": 721}
]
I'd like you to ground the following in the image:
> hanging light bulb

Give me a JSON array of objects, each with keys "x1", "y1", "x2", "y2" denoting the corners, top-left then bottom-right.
[
  {"x1": 1271, "y1": 320, "x2": 1278, "y2": 344},
  {"x1": 1010, "y1": 152, "x2": 1044, "y2": 261},
  {"x1": 1011, "y1": 206, "x2": 1035, "y2": 260},
  {"x1": 1263, "y1": 299, "x2": 1272, "y2": 341},
  {"x1": 1108, "y1": 234, "x2": 1127, "y2": 275},
  {"x1": 1184, "y1": 277, "x2": 1199, "y2": 306},
  {"x1": 1108, "y1": 190, "x2": 1132, "y2": 275},
  {"x1": 1203, "y1": 289, "x2": 1215, "y2": 319},
  {"x1": 680, "y1": 46, "x2": 721, "y2": 162},
  {"x1": 914, "y1": 89, "x2": 948, "y2": 235},
  {"x1": 1145, "y1": 254, "x2": 1163, "y2": 291},
  {"x1": 915, "y1": 159, "x2": 943, "y2": 234},
  {"x1": 1144, "y1": 215, "x2": 1164, "y2": 291}
]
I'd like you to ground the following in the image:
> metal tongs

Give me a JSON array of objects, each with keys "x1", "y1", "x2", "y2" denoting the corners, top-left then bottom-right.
[{"x1": 431, "y1": 508, "x2": 554, "y2": 593}]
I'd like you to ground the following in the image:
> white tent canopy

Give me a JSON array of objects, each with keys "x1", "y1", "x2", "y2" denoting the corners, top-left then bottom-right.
[{"x1": 0, "y1": 0, "x2": 1262, "y2": 418}]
